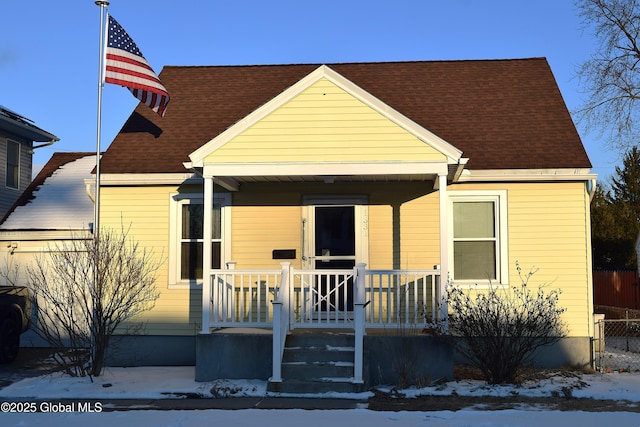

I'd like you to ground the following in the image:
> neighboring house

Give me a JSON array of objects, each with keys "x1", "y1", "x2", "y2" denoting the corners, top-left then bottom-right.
[
  {"x1": 6, "y1": 59, "x2": 597, "y2": 389},
  {"x1": 0, "y1": 152, "x2": 95, "y2": 346},
  {"x1": 0, "y1": 106, "x2": 59, "y2": 218}
]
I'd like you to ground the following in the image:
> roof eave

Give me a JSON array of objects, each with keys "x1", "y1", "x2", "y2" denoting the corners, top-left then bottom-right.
[
  {"x1": 457, "y1": 168, "x2": 597, "y2": 182},
  {"x1": 0, "y1": 114, "x2": 59, "y2": 143}
]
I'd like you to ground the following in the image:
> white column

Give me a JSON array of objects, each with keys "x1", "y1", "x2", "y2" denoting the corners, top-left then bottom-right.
[
  {"x1": 438, "y1": 173, "x2": 449, "y2": 327},
  {"x1": 200, "y1": 175, "x2": 214, "y2": 334}
]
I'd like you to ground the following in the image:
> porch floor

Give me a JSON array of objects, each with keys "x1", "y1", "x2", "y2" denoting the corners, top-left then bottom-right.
[{"x1": 208, "y1": 327, "x2": 430, "y2": 336}]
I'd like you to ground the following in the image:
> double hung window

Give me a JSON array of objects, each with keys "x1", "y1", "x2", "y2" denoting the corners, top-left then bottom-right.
[
  {"x1": 170, "y1": 193, "x2": 230, "y2": 287},
  {"x1": 450, "y1": 191, "x2": 507, "y2": 284},
  {"x1": 6, "y1": 140, "x2": 19, "y2": 189}
]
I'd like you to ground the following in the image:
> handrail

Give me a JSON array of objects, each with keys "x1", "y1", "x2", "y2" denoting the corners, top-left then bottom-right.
[{"x1": 271, "y1": 262, "x2": 291, "y2": 383}]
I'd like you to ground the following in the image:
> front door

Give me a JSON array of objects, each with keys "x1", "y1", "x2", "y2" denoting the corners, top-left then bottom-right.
[
  {"x1": 303, "y1": 198, "x2": 368, "y2": 312},
  {"x1": 314, "y1": 205, "x2": 356, "y2": 311}
]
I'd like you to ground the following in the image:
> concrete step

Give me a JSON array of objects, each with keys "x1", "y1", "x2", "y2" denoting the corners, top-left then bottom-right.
[
  {"x1": 283, "y1": 348, "x2": 354, "y2": 363},
  {"x1": 282, "y1": 361, "x2": 354, "y2": 380},
  {"x1": 284, "y1": 332, "x2": 354, "y2": 348},
  {"x1": 267, "y1": 378, "x2": 366, "y2": 394},
  {"x1": 268, "y1": 332, "x2": 364, "y2": 394}
]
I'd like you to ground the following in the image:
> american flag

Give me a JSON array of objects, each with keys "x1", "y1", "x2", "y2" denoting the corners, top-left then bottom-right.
[{"x1": 104, "y1": 15, "x2": 170, "y2": 117}]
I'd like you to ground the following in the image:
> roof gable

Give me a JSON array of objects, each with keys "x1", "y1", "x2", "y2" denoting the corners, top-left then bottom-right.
[{"x1": 189, "y1": 65, "x2": 461, "y2": 167}]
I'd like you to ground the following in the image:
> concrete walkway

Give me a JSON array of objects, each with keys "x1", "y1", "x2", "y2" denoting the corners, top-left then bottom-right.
[{"x1": 1, "y1": 397, "x2": 369, "y2": 411}]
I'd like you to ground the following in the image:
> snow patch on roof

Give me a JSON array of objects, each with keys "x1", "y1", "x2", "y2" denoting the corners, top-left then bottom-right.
[{"x1": 1, "y1": 155, "x2": 94, "y2": 230}]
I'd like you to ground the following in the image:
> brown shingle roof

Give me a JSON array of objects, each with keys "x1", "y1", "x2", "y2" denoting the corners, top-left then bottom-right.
[{"x1": 100, "y1": 58, "x2": 591, "y2": 174}]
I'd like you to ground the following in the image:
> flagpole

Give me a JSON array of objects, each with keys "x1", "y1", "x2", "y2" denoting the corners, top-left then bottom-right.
[
  {"x1": 95, "y1": 0, "x2": 109, "y2": 241},
  {"x1": 92, "y1": 0, "x2": 108, "y2": 373}
]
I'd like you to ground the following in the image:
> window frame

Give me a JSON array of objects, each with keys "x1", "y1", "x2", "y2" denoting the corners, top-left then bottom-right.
[
  {"x1": 448, "y1": 190, "x2": 508, "y2": 286},
  {"x1": 169, "y1": 192, "x2": 231, "y2": 289},
  {"x1": 5, "y1": 139, "x2": 20, "y2": 190}
]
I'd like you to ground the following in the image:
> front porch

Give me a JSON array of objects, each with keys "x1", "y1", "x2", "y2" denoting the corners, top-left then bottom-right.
[{"x1": 196, "y1": 263, "x2": 452, "y2": 388}]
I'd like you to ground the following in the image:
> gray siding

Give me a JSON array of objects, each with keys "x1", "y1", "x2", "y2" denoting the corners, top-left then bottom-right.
[{"x1": 0, "y1": 136, "x2": 32, "y2": 218}]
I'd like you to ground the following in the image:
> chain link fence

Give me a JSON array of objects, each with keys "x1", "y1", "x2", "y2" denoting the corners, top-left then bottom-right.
[{"x1": 595, "y1": 318, "x2": 640, "y2": 372}]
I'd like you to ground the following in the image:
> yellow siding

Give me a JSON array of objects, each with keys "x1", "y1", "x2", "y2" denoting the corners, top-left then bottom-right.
[
  {"x1": 205, "y1": 78, "x2": 447, "y2": 163},
  {"x1": 448, "y1": 182, "x2": 593, "y2": 337},
  {"x1": 100, "y1": 186, "x2": 198, "y2": 335},
  {"x1": 368, "y1": 204, "x2": 394, "y2": 269},
  {"x1": 232, "y1": 204, "x2": 302, "y2": 269},
  {"x1": 97, "y1": 179, "x2": 592, "y2": 338},
  {"x1": 231, "y1": 184, "x2": 303, "y2": 269},
  {"x1": 401, "y1": 191, "x2": 441, "y2": 269},
  {"x1": 230, "y1": 182, "x2": 438, "y2": 271}
]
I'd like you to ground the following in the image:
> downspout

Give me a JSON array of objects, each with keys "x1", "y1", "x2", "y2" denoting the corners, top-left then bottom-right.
[
  {"x1": 588, "y1": 177, "x2": 597, "y2": 202},
  {"x1": 85, "y1": 181, "x2": 96, "y2": 203}
]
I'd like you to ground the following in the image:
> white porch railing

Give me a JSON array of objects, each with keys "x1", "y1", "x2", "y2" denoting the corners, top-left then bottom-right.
[
  {"x1": 206, "y1": 265, "x2": 442, "y2": 330},
  {"x1": 208, "y1": 267, "x2": 282, "y2": 327},
  {"x1": 203, "y1": 263, "x2": 443, "y2": 384},
  {"x1": 364, "y1": 269, "x2": 441, "y2": 327}
]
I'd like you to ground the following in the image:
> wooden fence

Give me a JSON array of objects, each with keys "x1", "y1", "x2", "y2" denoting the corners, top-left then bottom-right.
[{"x1": 593, "y1": 270, "x2": 640, "y2": 316}]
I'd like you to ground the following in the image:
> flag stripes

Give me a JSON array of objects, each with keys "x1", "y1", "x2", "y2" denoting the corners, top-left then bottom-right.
[{"x1": 104, "y1": 14, "x2": 169, "y2": 117}]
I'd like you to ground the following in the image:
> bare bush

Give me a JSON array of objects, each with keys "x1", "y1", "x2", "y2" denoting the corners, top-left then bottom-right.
[
  {"x1": 25, "y1": 225, "x2": 161, "y2": 377},
  {"x1": 446, "y1": 263, "x2": 566, "y2": 384}
]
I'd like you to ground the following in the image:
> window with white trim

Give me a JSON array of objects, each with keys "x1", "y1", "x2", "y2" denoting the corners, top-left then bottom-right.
[
  {"x1": 169, "y1": 193, "x2": 230, "y2": 288},
  {"x1": 6, "y1": 139, "x2": 19, "y2": 189},
  {"x1": 450, "y1": 191, "x2": 508, "y2": 284}
]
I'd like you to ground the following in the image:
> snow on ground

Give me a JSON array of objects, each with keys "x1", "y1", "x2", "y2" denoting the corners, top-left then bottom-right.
[
  {"x1": 2, "y1": 408, "x2": 639, "y2": 427},
  {"x1": 2, "y1": 367, "x2": 640, "y2": 426},
  {"x1": 4, "y1": 366, "x2": 640, "y2": 401}
]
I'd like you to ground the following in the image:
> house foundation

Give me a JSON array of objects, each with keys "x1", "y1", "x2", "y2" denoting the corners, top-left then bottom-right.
[{"x1": 195, "y1": 329, "x2": 454, "y2": 387}]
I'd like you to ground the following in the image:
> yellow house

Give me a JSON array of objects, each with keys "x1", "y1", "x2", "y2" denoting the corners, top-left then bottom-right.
[{"x1": 6, "y1": 59, "x2": 596, "y2": 390}]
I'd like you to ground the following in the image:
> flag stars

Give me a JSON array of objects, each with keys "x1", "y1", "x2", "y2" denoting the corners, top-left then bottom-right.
[{"x1": 107, "y1": 17, "x2": 142, "y2": 56}]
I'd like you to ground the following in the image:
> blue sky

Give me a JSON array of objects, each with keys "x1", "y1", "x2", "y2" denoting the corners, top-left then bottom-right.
[{"x1": 0, "y1": 1, "x2": 617, "y2": 180}]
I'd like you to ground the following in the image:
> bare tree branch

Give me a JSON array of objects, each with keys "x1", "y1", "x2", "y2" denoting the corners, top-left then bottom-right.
[
  {"x1": 576, "y1": 0, "x2": 640, "y2": 151},
  {"x1": 7, "y1": 225, "x2": 163, "y2": 377},
  {"x1": 447, "y1": 262, "x2": 566, "y2": 384}
]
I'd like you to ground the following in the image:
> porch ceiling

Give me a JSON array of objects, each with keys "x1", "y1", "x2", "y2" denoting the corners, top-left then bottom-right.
[
  {"x1": 197, "y1": 160, "x2": 464, "y2": 191},
  {"x1": 231, "y1": 173, "x2": 437, "y2": 184},
  {"x1": 209, "y1": 173, "x2": 441, "y2": 192}
]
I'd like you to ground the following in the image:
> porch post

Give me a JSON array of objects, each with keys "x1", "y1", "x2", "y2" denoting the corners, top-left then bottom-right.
[
  {"x1": 200, "y1": 175, "x2": 214, "y2": 334},
  {"x1": 438, "y1": 173, "x2": 449, "y2": 328}
]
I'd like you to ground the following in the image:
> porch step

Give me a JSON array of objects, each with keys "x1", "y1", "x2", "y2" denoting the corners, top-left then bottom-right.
[
  {"x1": 267, "y1": 332, "x2": 366, "y2": 394},
  {"x1": 267, "y1": 378, "x2": 365, "y2": 394}
]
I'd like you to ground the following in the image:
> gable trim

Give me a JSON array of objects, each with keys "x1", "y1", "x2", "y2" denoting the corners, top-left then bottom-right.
[
  {"x1": 189, "y1": 65, "x2": 463, "y2": 167},
  {"x1": 0, "y1": 229, "x2": 92, "y2": 241},
  {"x1": 88, "y1": 173, "x2": 201, "y2": 186}
]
